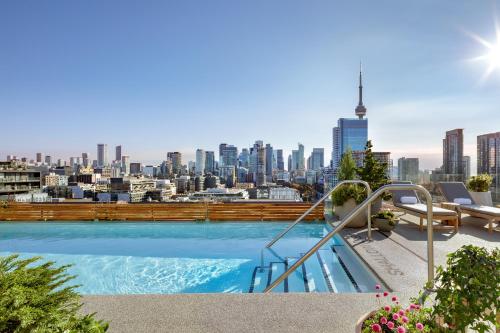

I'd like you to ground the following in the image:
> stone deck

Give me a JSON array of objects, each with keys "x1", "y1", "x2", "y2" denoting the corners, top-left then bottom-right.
[{"x1": 82, "y1": 214, "x2": 498, "y2": 333}]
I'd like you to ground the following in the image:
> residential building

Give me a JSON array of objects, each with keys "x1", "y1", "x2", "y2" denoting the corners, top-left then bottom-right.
[
  {"x1": 129, "y1": 162, "x2": 142, "y2": 175},
  {"x1": 0, "y1": 161, "x2": 42, "y2": 198},
  {"x1": 398, "y1": 157, "x2": 419, "y2": 183},
  {"x1": 121, "y1": 155, "x2": 130, "y2": 175},
  {"x1": 265, "y1": 144, "x2": 273, "y2": 180},
  {"x1": 477, "y1": 131, "x2": 500, "y2": 202},
  {"x1": 82, "y1": 153, "x2": 89, "y2": 167},
  {"x1": 443, "y1": 129, "x2": 464, "y2": 176},
  {"x1": 44, "y1": 155, "x2": 52, "y2": 165},
  {"x1": 44, "y1": 173, "x2": 69, "y2": 187},
  {"x1": 463, "y1": 156, "x2": 471, "y2": 181},
  {"x1": 36, "y1": 153, "x2": 42, "y2": 163},
  {"x1": 256, "y1": 145, "x2": 266, "y2": 186}
]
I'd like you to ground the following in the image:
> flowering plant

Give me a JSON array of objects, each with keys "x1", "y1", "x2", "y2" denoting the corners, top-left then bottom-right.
[{"x1": 361, "y1": 285, "x2": 435, "y2": 333}]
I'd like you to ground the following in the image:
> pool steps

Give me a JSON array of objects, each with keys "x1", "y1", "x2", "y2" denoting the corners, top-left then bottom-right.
[{"x1": 249, "y1": 243, "x2": 361, "y2": 293}]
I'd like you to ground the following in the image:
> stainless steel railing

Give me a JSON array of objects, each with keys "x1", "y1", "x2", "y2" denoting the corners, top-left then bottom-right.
[
  {"x1": 264, "y1": 184, "x2": 435, "y2": 293},
  {"x1": 265, "y1": 180, "x2": 372, "y2": 248}
]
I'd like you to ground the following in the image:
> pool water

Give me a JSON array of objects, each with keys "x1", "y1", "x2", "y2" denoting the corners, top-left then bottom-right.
[{"x1": 0, "y1": 222, "x2": 383, "y2": 294}]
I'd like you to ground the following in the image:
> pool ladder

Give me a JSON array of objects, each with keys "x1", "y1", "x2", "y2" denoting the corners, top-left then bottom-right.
[{"x1": 262, "y1": 183, "x2": 435, "y2": 293}]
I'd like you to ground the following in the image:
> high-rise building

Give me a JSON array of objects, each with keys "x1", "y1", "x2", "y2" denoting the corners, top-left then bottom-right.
[
  {"x1": 44, "y1": 155, "x2": 52, "y2": 165},
  {"x1": 221, "y1": 145, "x2": 238, "y2": 167},
  {"x1": 443, "y1": 129, "x2": 464, "y2": 176},
  {"x1": 331, "y1": 68, "x2": 368, "y2": 168},
  {"x1": 204, "y1": 151, "x2": 215, "y2": 174},
  {"x1": 82, "y1": 153, "x2": 89, "y2": 168},
  {"x1": 256, "y1": 146, "x2": 266, "y2": 186},
  {"x1": 398, "y1": 157, "x2": 419, "y2": 183},
  {"x1": 195, "y1": 149, "x2": 205, "y2": 176},
  {"x1": 239, "y1": 149, "x2": 250, "y2": 168},
  {"x1": 219, "y1": 143, "x2": 227, "y2": 165},
  {"x1": 36, "y1": 153, "x2": 42, "y2": 163},
  {"x1": 115, "y1": 145, "x2": 122, "y2": 162},
  {"x1": 167, "y1": 152, "x2": 182, "y2": 175},
  {"x1": 463, "y1": 156, "x2": 471, "y2": 181},
  {"x1": 129, "y1": 162, "x2": 142, "y2": 175},
  {"x1": 287, "y1": 154, "x2": 292, "y2": 172},
  {"x1": 477, "y1": 131, "x2": 500, "y2": 202},
  {"x1": 310, "y1": 148, "x2": 324, "y2": 171},
  {"x1": 97, "y1": 144, "x2": 108, "y2": 167},
  {"x1": 265, "y1": 144, "x2": 273, "y2": 179},
  {"x1": 276, "y1": 149, "x2": 284, "y2": 171},
  {"x1": 297, "y1": 143, "x2": 305, "y2": 171},
  {"x1": 121, "y1": 155, "x2": 130, "y2": 175}
]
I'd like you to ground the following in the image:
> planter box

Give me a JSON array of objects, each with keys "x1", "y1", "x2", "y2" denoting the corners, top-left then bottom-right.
[
  {"x1": 469, "y1": 191, "x2": 493, "y2": 206},
  {"x1": 334, "y1": 198, "x2": 367, "y2": 228},
  {"x1": 373, "y1": 217, "x2": 399, "y2": 232}
]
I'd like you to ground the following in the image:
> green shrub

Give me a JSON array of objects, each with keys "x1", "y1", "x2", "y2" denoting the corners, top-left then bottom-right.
[
  {"x1": 331, "y1": 184, "x2": 366, "y2": 206},
  {"x1": 372, "y1": 210, "x2": 398, "y2": 226},
  {"x1": 0, "y1": 254, "x2": 109, "y2": 333},
  {"x1": 467, "y1": 174, "x2": 493, "y2": 192},
  {"x1": 430, "y1": 245, "x2": 500, "y2": 332}
]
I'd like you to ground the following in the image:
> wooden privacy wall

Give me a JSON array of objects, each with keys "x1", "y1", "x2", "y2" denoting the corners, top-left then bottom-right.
[{"x1": 0, "y1": 202, "x2": 324, "y2": 222}]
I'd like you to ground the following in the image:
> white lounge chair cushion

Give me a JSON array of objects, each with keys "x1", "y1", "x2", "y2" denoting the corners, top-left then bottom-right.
[
  {"x1": 460, "y1": 204, "x2": 500, "y2": 217},
  {"x1": 454, "y1": 198, "x2": 472, "y2": 205},
  {"x1": 400, "y1": 196, "x2": 418, "y2": 204}
]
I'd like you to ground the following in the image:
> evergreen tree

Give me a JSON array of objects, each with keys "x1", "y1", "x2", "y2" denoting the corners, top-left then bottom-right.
[
  {"x1": 337, "y1": 148, "x2": 357, "y2": 181},
  {"x1": 356, "y1": 140, "x2": 390, "y2": 191}
]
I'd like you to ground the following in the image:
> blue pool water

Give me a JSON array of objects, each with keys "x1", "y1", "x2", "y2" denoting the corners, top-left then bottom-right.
[{"x1": 0, "y1": 222, "x2": 382, "y2": 294}]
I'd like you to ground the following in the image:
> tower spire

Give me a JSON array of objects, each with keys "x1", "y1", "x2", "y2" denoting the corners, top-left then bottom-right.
[{"x1": 355, "y1": 62, "x2": 367, "y2": 119}]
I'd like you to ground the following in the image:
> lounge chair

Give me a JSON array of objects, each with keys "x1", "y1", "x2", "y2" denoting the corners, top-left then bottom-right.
[
  {"x1": 390, "y1": 181, "x2": 458, "y2": 231},
  {"x1": 438, "y1": 182, "x2": 500, "y2": 233}
]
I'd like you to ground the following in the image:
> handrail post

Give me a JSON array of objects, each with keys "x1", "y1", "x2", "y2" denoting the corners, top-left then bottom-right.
[{"x1": 263, "y1": 184, "x2": 434, "y2": 293}]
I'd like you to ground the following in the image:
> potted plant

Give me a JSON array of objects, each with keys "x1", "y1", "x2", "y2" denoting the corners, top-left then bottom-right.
[
  {"x1": 356, "y1": 245, "x2": 500, "y2": 333},
  {"x1": 372, "y1": 210, "x2": 399, "y2": 232},
  {"x1": 356, "y1": 140, "x2": 391, "y2": 214},
  {"x1": 332, "y1": 148, "x2": 368, "y2": 227},
  {"x1": 467, "y1": 174, "x2": 493, "y2": 206}
]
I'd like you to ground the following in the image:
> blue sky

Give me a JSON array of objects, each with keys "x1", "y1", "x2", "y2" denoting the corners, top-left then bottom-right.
[{"x1": 1, "y1": 0, "x2": 499, "y2": 171}]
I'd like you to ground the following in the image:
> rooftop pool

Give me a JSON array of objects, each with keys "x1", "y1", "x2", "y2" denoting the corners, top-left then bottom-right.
[{"x1": 0, "y1": 222, "x2": 384, "y2": 294}]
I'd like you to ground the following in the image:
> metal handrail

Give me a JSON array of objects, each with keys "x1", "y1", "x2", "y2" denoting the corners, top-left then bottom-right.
[
  {"x1": 264, "y1": 184, "x2": 435, "y2": 293},
  {"x1": 266, "y1": 180, "x2": 372, "y2": 248}
]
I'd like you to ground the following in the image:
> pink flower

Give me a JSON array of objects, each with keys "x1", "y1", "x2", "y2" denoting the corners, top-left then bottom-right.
[
  {"x1": 384, "y1": 305, "x2": 391, "y2": 312},
  {"x1": 387, "y1": 321, "x2": 395, "y2": 329},
  {"x1": 398, "y1": 310, "x2": 405, "y2": 316},
  {"x1": 383, "y1": 292, "x2": 389, "y2": 297},
  {"x1": 409, "y1": 303, "x2": 417, "y2": 310},
  {"x1": 380, "y1": 317, "x2": 388, "y2": 325},
  {"x1": 371, "y1": 323, "x2": 382, "y2": 332},
  {"x1": 392, "y1": 296, "x2": 398, "y2": 302},
  {"x1": 402, "y1": 316, "x2": 409, "y2": 323},
  {"x1": 392, "y1": 313, "x2": 400, "y2": 321},
  {"x1": 375, "y1": 284, "x2": 381, "y2": 290},
  {"x1": 397, "y1": 327, "x2": 406, "y2": 333},
  {"x1": 416, "y1": 323, "x2": 424, "y2": 331}
]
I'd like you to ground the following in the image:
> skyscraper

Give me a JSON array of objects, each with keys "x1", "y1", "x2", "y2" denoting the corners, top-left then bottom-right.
[
  {"x1": 265, "y1": 144, "x2": 273, "y2": 179},
  {"x1": 204, "y1": 151, "x2": 215, "y2": 174},
  {"x1": 287, "y1": 154, "x2": 292, "y2": 172},
  {"x1": 276, "y1": 149, "x2": 284, "y2": 171},
  {"x1": 331, "y1": 68, "x2": 368, "y2": 168},
  {"x1": 167, "y1": 152, "x2": 182, "y2": 175},
  {"x1": 82, "y1": 153, "x2": 89, "y2": 168},
  {"x1": 463, "y1": 156, "x2": 471, "y2": 181},
  {"x1": 398, "y1": 157, "x2": 419, "y2": 183},
  {"x1": 121, "y1": 155, "x2": 130, "y2": 175},
  {"x1": 310, "y1": 148, "x2": 324, "y2": 171},
  {"x1": 443, "y1": 129, "x2": 464, "y2": 175},
  {"x1": 97, "y1": 144, "x2": 108, "y2": 167},
  {"x1": 115, "y1": 145, "x2": 122, "y2": 161},
  {"x1": 195, "y1": 149, "x2": 205, "y2": 176},
  {"x1": 36, "y1": 153, "x2": 42, "y2": 163},
  {"x1": 256, "y1": 145, "x2": 266, "y2": 186},
  {"x1": 219, "y1": 143, "x2": 227, "y2": 165},
  {"x1": 44, "y1": 155, "x2": 52, "y2": 165},
  {"x1": 221, "y1": 145, "x2": 238, "y2": 167},
  {"x1": 297, "y1": 143, "x2": 305, "y2": 171},
  {"x1": 239, "y1": 149, "x2": 250, "y2": 168},
  {"x1": 477, "y1": 131, "x2": 500, "y2": 202}
]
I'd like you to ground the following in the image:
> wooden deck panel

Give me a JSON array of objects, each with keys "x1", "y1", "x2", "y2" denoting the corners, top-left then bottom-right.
[{"x1": 0, "y1": 202, "x2": 324, "y2": 222}]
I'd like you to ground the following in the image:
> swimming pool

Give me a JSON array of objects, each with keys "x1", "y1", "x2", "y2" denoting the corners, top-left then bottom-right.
[{"x1": 0, "y1": 222, "x2": 383, "y2": 294}]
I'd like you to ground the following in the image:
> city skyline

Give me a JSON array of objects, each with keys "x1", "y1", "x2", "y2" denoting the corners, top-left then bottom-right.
[{"x1": 1, "y1": 1, "x2": 500, "y2": 171}]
